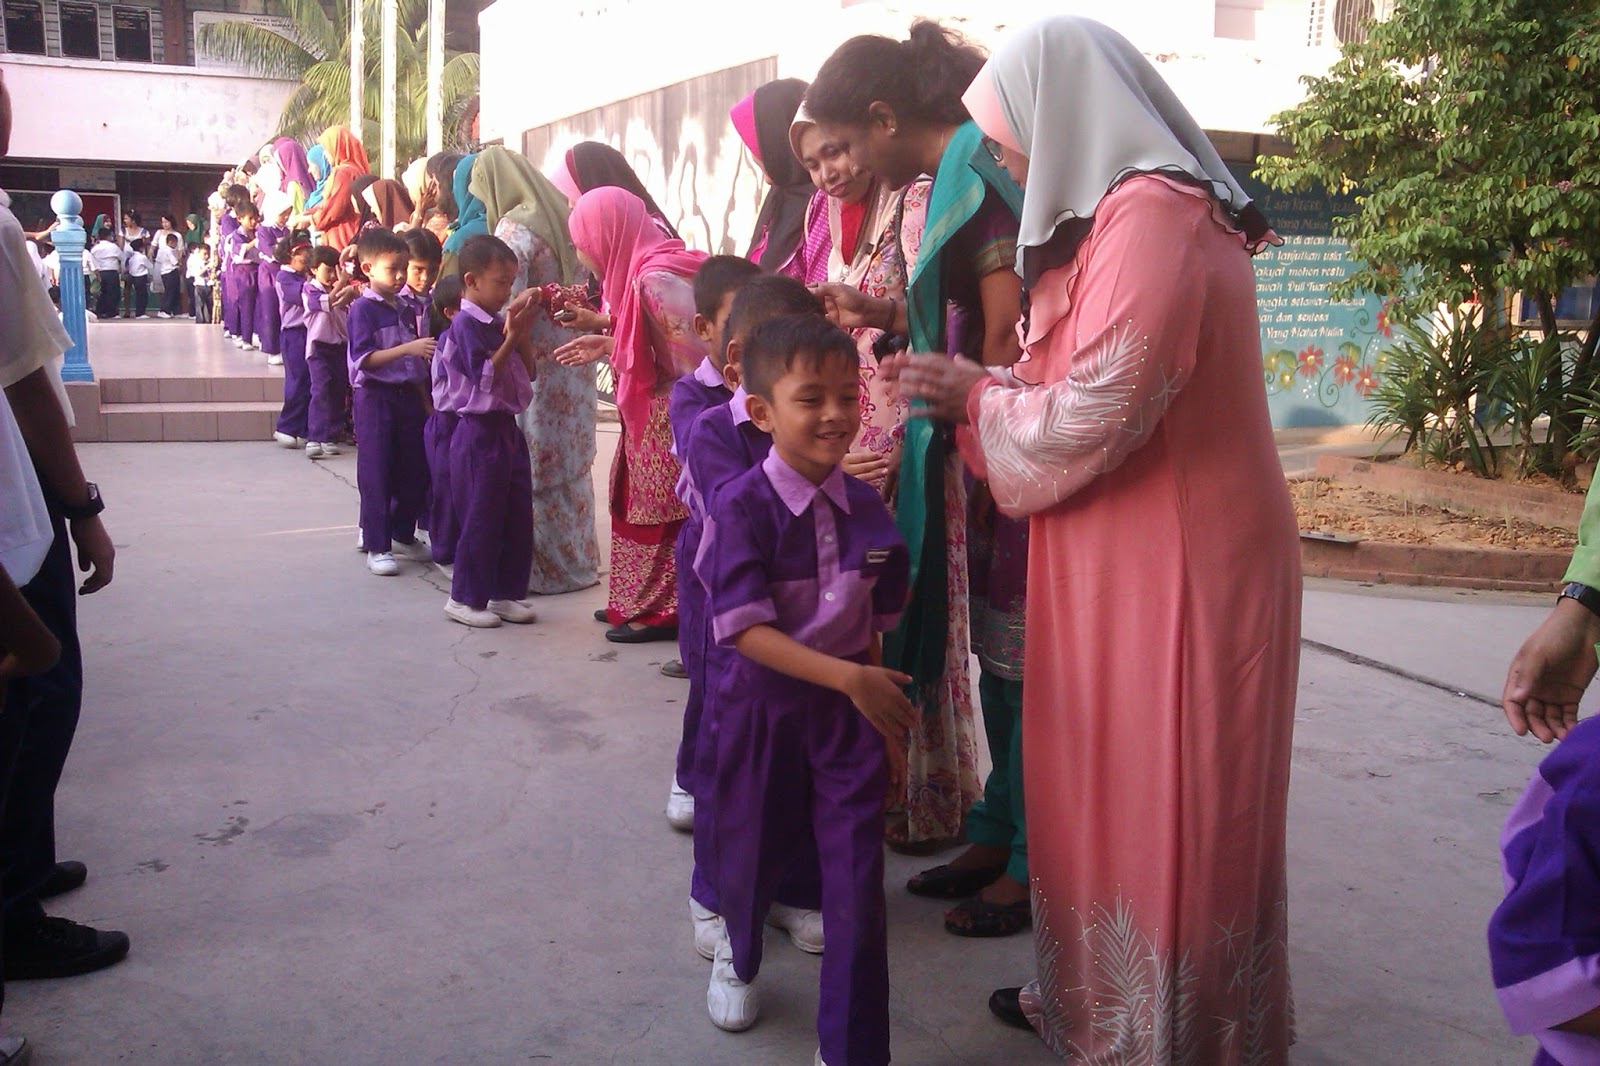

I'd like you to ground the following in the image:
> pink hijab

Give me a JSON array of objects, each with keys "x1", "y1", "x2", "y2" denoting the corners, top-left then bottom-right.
[{"x1": 568, "y1": 187, "x2": 707, "y2": 451}]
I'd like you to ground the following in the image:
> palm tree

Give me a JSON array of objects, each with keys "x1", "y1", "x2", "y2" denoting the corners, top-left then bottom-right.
[{"x1": 196, "y1": 0, "x2": 479, "y2": 172}]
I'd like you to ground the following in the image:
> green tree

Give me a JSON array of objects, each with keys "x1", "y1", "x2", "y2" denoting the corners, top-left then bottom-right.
[
  {"x1": 197, "y1": 0, "x2": 479, "y2": 173},
  {"x1": 1256, "y1": 0, "x2": 1600, "y2": 463}
]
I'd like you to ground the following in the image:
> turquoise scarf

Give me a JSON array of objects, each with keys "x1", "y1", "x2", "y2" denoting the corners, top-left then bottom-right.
[{"x1": 884, "y1": 120, "x2": 1023, "y2": 697}]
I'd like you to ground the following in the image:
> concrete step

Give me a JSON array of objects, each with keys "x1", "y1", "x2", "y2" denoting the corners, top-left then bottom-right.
[
  {"x1": 100, "y1": 401, "x2": 280, "y2": 442},
  {"x1": 99, "y1": 375, "x2": 283, "y2": 405}
]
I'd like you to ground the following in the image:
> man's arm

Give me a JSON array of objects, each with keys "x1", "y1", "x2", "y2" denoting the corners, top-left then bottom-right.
[{"x1": 4, "y1": 368, "x2": 114, "y2": 593}]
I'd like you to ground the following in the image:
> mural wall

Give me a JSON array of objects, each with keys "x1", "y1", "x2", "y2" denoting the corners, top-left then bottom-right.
[
  {"x1": 519, "y1": 60, "x2": 777, "y2": 259},
  {"x1": 1236, "y1": 172, "x2": 1389, "y2": 429}
]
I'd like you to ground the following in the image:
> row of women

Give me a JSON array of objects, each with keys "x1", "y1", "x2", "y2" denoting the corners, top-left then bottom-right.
[{"x1": 236, "y1": 13, "x2": 1302, "y2": 1059}]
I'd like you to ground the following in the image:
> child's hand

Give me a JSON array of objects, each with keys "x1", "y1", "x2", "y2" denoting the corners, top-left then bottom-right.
[
  {"x1": 409, "y1": 337, "x2": 437, "y2": 360},
  {"x1": 844, "y1": 663, "x2": 916, "y2": 740},
  {"x1": 842, "y1": 450, "x2": 891, "y2": 489}
]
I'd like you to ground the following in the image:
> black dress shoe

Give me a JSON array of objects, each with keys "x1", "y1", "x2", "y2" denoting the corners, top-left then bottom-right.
[
  {"x1": 606, "y1": 623, "x2": 678, "y2": 644},
  {"x1": 37, "y1": 861, "x2": 87, "y2": 901},
  {"x1": 660, "y1": 659, "x2": 689, "y2": 679},
  {"x1": 593, "y1": 608, "x2": 610, "y2": 623},
  {"x1": 989, "y1": 986, "x2": 1032, "y2": 1031},
  {"x1": 5, "y1": 915, "x2": 130, "y2": 980}
]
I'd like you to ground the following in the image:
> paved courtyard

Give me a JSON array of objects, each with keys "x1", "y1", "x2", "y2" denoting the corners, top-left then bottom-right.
[{"x1": 4, "y1": 430, "x2": 1561, "y2": 1065}]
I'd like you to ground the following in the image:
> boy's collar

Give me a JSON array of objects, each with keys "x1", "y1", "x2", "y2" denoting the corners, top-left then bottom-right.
[
  {"x1": 761, "y1": 450, "x2": 850, "y2": 516},
  {"x1": 458, "y1": 298, "x2": 498, "y2": 324},
  {"x1": 362, "y1": 286, "x2": 399, "y2": 306},
  {"x1": 730, "y1": 385, "x2": 753, "y2": 426}
]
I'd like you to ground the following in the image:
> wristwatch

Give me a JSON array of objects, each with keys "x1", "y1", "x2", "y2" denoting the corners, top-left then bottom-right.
[
  {"x1": 1559, "y1": 581, "x2": 1600, "y2": 620},
  {"x1": 60, "y1": 482, "x2": 104, "y2": 522}
]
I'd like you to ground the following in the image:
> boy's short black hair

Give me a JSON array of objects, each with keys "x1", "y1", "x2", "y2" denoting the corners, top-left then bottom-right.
[
  {"x1": 693, "y1": 255, "x2": 761, "y2": 320},
  {"x1": 741, "y1": 314, "x2": 858, "y2": 402},
  {"x1": 224, "y1": 184, "x2": 250, "y2": 209},
  {"x1": 457, "y1": 233, "x2": 517, "y2": 278},
  {"x1": 722, "y1": 274, "x2": 823, "y2": 357},
  {"x1": 308, "y1": 246, "x2": 341, "y2": 272},
  {"x1": 235, "y1": 201, "x2": 260, "y2": 222},
  {"x1": 432, "y1": 273, "x2": 463, "y2": 313},
  {"x1": 355, "y1": 227, "x2": 408, "y2": 264},
  {"x1": 403, "y1": 227, "x2": 443, "y2": 266},
  {"x1": 130, "y1": 237, "x2": 146, "y2": 253},
  {"x1": 198, "y1": 241, "x2": 211, "y2": 254},
  {"x1": 165, "y1": 232, "x2": 180, "y2": 245}
]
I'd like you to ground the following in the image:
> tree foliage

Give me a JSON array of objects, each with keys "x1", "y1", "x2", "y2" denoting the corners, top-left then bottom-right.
[{"x1": 197, "y1": 0, "x2": 479, "y2": 174}]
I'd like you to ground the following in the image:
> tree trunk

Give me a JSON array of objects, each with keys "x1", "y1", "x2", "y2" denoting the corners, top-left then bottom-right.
[{"x1": 1535, "y1": 292, "x2": 1569, "y2": 462}]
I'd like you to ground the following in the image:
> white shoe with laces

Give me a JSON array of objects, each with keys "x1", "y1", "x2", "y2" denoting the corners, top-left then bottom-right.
[
  {"x1": 366, "y1": 551, "x2": 399, "y2": 576},
  {"x1": 306, "y1": 442, "x2": 325, "y2": 459},
  {"x1": 266, "y1": 353, "x2": 284, "y2": 366},
  {"x1": 444, "y1": 599, "x2": 502, "y2": 628},
  {"x1": 391, "y1": 538, "x2": 431, "y2": 562},
  {"x1": 487, "y1": 599, "x2": 538, "y2": 624},
  {"x1": 767, "y1": 903, "x2": 825, "y2": 954},
  {"x1": 666, "y1": 776, "x2": 694, "y2": 831},
  {"x1": 706, "y1": 929, "x2": 758, "y2": 1032},
  {"x1": 317, "y1": 442, "x2": 342, "y2": 456},
  {"x1": 690, "y1": 898, "x2": 723, "y2": 961},
  {"x1": 273, "y1": 431, "x2": 301, "y2": 449}
]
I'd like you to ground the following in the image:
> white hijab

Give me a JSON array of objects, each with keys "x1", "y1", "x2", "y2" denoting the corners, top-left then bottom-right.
[{"x1": 962, "y1": 15, "x2": 1270, "y2": 276}]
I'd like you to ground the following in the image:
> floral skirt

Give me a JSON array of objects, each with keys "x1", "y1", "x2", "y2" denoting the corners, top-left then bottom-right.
[{"x1": 605, "y1": 395, "x2": 686, "y2": 627}]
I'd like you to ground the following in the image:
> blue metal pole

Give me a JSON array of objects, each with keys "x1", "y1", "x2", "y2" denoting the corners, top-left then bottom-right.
[{"x1": 52, "y1": 189, "x2": 92, "y2": 383}]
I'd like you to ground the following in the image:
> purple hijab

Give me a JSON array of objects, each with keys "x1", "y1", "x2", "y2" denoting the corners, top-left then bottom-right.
[{"x1": 274, "y1": 138, "x2": 315, "y2": 200}]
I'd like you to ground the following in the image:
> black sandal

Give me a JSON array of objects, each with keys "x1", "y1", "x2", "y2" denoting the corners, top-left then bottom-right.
[
  {"x1": 605, "y1": 622, "x2": 678, "y2": 644},
  {"x1": 594, "y1": 608, "x2": 610, "y2": 623},
  {"x1": 988, "y1": 987, "x2": 1032, "y2": 1031},
  {"x1": 944, "y1": 896, "x2": 1032, "y2": 938},
  {"x1": 906, "y1": 861, "x2": 1006, "y2": 900}
]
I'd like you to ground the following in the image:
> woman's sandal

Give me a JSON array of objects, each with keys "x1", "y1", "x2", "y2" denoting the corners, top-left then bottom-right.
[
  {"x1": 944, "y1": 896, "x2": 1033, "y2": 938},
  {"x1": 605, "y1": 622, "x2": 679, "y2": 645},
  {"x1": 905, "y1": 861, "x2": 1007, "y2": 900}
]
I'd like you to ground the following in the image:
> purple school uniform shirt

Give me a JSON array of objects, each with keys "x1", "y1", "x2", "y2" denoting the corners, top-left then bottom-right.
[
  {"x1": 1490, "y1": 715, "x2": 1600, "y2": 1065},
  {"x1": 682, "y1": 387, "x2": 770, "y2": 538},
  {"x1": 231, "y1": 229, "x2": 260, "y2": 273},
  {"x1": 399, "y1": 285, "x2": 432, "y2": 340},
  {"x1": 347, "y1": 287, "x2": 426, "y2": 388},
  {"x1": 429, "y1": 318, "x2": 457, "y2": 413},
  {"x1": 276, "y1": 268, "x2": 307, "y2": 330},
  {"x1": 435, "y1": 298, "x2": 534, "y2": 416},
  {"x1": 703, "y1": 450, "x2": 909, "y2": 659},
  {"x1": 670, "y1": 357, "x2": 731, "y2": 460},
  {"x1": 303, "y1": 279, "x2": 347, "y2": 345}
]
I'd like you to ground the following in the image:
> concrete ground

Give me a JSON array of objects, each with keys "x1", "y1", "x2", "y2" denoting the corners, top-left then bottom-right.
[{"x1": 5, "y1": 433, "x2": 1557, "y2": 1065}]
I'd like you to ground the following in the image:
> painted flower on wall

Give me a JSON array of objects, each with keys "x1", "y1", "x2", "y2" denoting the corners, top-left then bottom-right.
[
  {"x1": 1354, "y1": 364, "x2": 1380, "y2": 397},
  {"x1": 1333, "y1": 352, "x2": 1358, "y2": 384},
  {"x1": 1297, "y1": 345, "x2": 1325, "y2": 378}
]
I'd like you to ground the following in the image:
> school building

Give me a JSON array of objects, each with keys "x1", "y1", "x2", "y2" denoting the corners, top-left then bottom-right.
[{"x1": 478, "y1": 0, "x2": 1394, "y2": 429}]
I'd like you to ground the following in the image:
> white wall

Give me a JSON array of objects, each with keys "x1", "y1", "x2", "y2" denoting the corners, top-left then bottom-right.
[{"x1": 1, "y1": 53, "x2": 295, "y2": 167}]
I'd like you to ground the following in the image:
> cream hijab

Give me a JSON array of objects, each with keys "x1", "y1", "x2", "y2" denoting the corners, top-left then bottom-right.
[{"x1": 962, "y1": 15, "x2": 1272, "y2": 278}]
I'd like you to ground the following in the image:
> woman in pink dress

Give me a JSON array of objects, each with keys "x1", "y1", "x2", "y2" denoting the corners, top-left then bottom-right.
[{"x1": 889, "y1": 16, "x2": 1300, "y2": 1061}]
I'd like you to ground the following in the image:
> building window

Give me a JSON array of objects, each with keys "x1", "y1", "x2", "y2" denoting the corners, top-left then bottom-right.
[
  {"x1": 112, "y1": 5, "x2": 151, "y2": 62},
  {"x1": 2, "y1": 0, "x2": 46, "y2": 54},
  {"x1": 57, "y1": 0, "x2": 100, "y2": 59}
]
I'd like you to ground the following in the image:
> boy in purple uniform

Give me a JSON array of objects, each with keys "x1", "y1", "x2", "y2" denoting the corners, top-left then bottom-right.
[
  {"x1": 684, "y1": 276, "x2": 829, "y2": 962},
  {"x1": 229, "y1": 202, "x2": 261, "y2": 350},
  {"x1": 665, "y1": 255, "x2": 761, "y2": 830},
  {"x1": 255, "y1": 204, "x2": 289, "y2": 365},
  {"x1": 425, "y1": 275, "x2": 464, "y2": 568},
  {"x1": 432, "y1": 234, "x2": 540, "y2": 628},
  {"x1": 699, "y1": 315, "x2": 912, "y2": 1066},
  {"x1": 347, "y1": 228, "x2": 437, "y2": 576},
  {"x1": 271, "y1": 232, "x2": 313, "y2": 449},
  {"x1": 400, "y1": 229, "x2": 442, "y2": 338},
  {"x1": 303, "y1": 246, "x2": 355, "y2": 459},
  {"x1": 217, "y1": 184, "x2": 245, "y2": 339}
]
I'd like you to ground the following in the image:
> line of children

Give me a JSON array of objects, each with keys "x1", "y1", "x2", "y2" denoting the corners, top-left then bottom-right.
[
  {"x1": 429, "y1": 234, "x2": 540, "y2": 629},
  {"x1": 700, "y1": 312, "x2": 912, "y2": 1066},
  {"x1": 300, "y1": 246, "x2": 356, "y2": 459},
  {"x1": 347, "y1": 228, "x2": 435, "y2": 576},
  {"x1": 664, "y1": 255, "x2": 760, "y2": 831}
]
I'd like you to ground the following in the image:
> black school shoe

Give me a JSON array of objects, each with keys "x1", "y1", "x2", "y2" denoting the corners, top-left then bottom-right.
[
  {"x1": 37, "y1": 860, "x2": 88, "y2": 901},
  {"x1": 606, "y1": 623, "x2": 678, "y2": 645},
  {"x1": 989, "y1": 986, "x2": 1032, "y2": 1031},
  {"x1": 5, "y1": 915, "x2": 130, "y2": 980}
]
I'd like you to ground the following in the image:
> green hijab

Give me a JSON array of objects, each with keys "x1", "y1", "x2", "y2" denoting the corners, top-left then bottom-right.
[{"x1": 467, "y1": 146, "x2": 580, "y2": 284}]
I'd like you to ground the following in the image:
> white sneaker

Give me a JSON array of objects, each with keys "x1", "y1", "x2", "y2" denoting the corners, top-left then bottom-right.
[
  {"x1": 234, "y1": 338, "x2": 247, "y2": 349},
  {"x1": 317, "y1": 442, "x2": 342, "y2": 456},
  {"x1": 356, "y1": 532, "x2": 366, "y2": 551},
  {"x1": 444, "y1": 599, "x2": 502, "y2": 628},
  {"x1": 707, "y1": 930, "x2": 758, "y2": 1032},
  {"x1": 767, "y1": 903, "x2": 825, "y2": 954},
  {"x1": 266, "y1": 354, "x2": 284, "y2": 366},
  {"x1": 814, "y1": 1051, "x2": 828, "y2": 1066},
  {"x1": 392, "y1": 538, "x2": 431, "y2": 562},
  {"x1": 366, "y1": 551, "x2": 399, "y2": 576},
  {"x1": 666, "y1": 777, "x2": 694, "y2": 832},
  {"x1": 487, "y1": 598, "x2": 538, "y2": 624},
  {"x1": 273, "y1": 431, "x2": 301, "y2": 449},
  {"x1": 306, "y1": 442, "x2": 325, "y2": 459},
  {"x1": 690, "y1": 898, "x2": 723, "y2": 961},
  {"x1": 243, "y1": 342, "x2": 258, "y2": 351}
]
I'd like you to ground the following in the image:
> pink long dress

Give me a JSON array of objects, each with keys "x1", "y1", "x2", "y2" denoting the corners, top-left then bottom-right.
[{"x1": 960, "y1": 175, "x2": 1300, "y2": 1062}]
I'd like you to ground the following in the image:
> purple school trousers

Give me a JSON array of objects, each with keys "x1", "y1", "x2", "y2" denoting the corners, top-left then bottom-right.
[
  {"x1": 275, "y1": 326, "x2": 309, "y2": 438},
  {"x1": 425, "y1": 411, "x2": 460, "y2": 565},
  {"x1": 307, "y1": 341, "x2": 349, "y2": 445},
  {"x1": 353, "y1": 383, "x2": 428, "y2": 554},
  {"x1": 448, "y1": 412, "x2": 532, "y2": 608}
]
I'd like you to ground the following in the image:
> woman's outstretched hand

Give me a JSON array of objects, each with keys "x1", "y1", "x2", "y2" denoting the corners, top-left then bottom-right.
[
  {"x1": 812, "y1": 283, "x2": 886, "y2": 332},
  {"x1": 879, "y1": 352, "x2": 989, "y2": 424},
  {"x1": 552, "y1": 334, "x2": 615, "y2": 367}
]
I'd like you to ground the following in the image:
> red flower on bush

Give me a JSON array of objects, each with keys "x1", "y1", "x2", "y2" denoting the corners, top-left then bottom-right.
[
  {"x1": 1297, "y1": 346, "x2": 1325, "y2": 378},
  {"x1": 1354, "y1": 364, "x2": 1380, "y2": 397},
  {"x1": 1333, "y1": 353, "x2": 1358, "y2": 385}
]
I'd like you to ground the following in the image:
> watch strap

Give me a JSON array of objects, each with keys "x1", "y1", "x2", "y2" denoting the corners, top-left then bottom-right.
[{"x1": 1560, "y1": 582, "x2": 1600, "y2": 621}]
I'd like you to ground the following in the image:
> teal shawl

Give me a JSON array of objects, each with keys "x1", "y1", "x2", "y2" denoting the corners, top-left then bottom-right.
[
  {"x1": 443, "y1": 153, "x2": 487, "y2": 255},
  {"x1": 884, "y1": 120, "x2": 1024, "y2": 697}
]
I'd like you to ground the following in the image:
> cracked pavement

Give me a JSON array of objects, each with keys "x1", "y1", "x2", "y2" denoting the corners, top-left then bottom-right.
[{"x1": 6, "y1": 440, "x2": 1555, "y2": 1064}]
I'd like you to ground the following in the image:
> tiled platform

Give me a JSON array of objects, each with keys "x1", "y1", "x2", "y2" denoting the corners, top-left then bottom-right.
[{"x1": 71, "y1": 318, "x2": 285, "y2": 442}]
